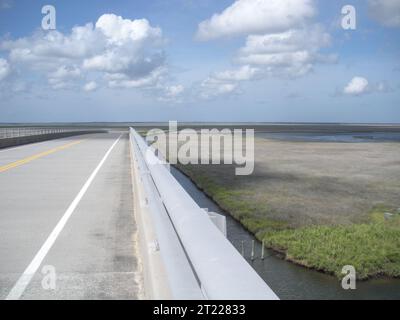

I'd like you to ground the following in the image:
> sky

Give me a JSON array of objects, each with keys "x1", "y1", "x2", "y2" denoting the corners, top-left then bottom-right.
[{"x1": 0, "y1": 0, "x2": 399, "y2": 123}]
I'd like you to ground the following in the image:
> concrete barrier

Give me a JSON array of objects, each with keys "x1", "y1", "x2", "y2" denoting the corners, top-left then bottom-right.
[{"x1": 0, "y1": 130, "x2": 107, "y2": 149}]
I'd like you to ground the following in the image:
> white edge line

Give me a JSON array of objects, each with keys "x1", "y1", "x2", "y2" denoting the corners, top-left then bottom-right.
[{"x1": 6, "y1": 134, "x2": 122, "y2": 300}]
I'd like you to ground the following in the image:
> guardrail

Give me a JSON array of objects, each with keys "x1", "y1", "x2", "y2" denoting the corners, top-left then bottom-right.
[
  {"x1": 0, "y1": 128, "x2": 107, "y2": 149},
  {"x1": 129, "y1": 128, "x2": 279, "y2": 300},
  {"x1": 0, "y1": 127, "x2": 98, "y2": 139}
]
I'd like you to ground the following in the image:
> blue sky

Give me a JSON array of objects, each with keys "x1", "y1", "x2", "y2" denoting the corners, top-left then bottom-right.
[{"x1": 0, "y1": 0, "x2": 399, "y2": 123}]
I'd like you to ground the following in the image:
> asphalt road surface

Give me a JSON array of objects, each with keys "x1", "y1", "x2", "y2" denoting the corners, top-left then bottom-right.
[{"x1": 0, "y1": 132, "x2": 143, "y2": 299}]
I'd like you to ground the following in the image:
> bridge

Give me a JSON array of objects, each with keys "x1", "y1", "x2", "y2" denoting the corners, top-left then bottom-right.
[{"x1": 0, "y1": 128, "x2": 278, "y2": 300}]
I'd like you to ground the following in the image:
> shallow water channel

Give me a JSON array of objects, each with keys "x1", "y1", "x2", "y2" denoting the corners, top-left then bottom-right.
[{"x1": 171, "y1": 167, "x2": 400, "y2": 300}]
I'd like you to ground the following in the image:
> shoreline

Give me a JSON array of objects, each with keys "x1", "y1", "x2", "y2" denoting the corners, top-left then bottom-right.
[
  {"x1": 173, "y1": 165, "x2": 332, "y2": 277},
  {"x1": 174, "y1": 164, "x2": 400, "y2": 281}
]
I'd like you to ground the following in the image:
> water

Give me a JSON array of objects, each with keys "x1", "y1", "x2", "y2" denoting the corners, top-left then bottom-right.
[
  {"x1": 257, "y1": 132, "x2": 400, "y2": 143},
  {"x1": 171, "y1": 167, "x2": 400, "y2": 300}
]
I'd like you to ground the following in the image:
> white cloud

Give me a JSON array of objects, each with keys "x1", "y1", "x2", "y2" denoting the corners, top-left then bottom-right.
[
  {"x1": 213, "y1": 65, "x2": 259, "y2": 81},
  {"x1": 237, "y1": 26, "x2": 333, "y2": 77},
  {"x1": 81, "y1": 14, "x2": 164, "y2": 79},
  {"x1": 196, "y1": 0, "x2": 315, "y2": 40},
  {"x1": 215, "y1": 83, "x2": 237, "y2": 94},
  {"x1": 0, "y1": 58, "x2": 11, "y2": 81},
  {"x1": 3, "y1": 23, "x2": 105, "y2": 66},
  {"x1": 46, "y1": 65, "x2": 81, "y2": 90},
  {"x1": 83, "y1": 81, "x2": 98, "y2": 92},
  {"x1": 368, "y1": 0, "x2": 400, "y2": 27},
  {"x1": 158, "y1": 84, "x2": 185, "y2": 102},
  {"x1": 198, "y1": 24, "x2": 334, "y2": 98},
  {"x1": 96, "y1": 14, "x2": 162, "y2": 44},
  {"x1": 239, "y1": 26, "x2": 331, "y2": 56},
  {"x1": 198, "y1": 65, "x2": 258, "y2": 98},
  {"x1": 48, "y1": 80, "x2": 70, "y2": 90},
  {"x1": 0, "y1": 14, "x2": 167, "y2": 93},
  {"x1": 107, "y1": 67, "x2": 166, "y2": 89},
  {"x1": 196, "y1": 0, "x2": 334, "y2": 98},
  {"x1": 342, "y1": 77, "x2": 395, "y2": 96},
  {"x1": 50, "y1": 65, "x2": 81, "y2": 79},
  {"x1": 83, "y1": 53, "x2": 126, "y2": 73},
  {"x1": 343, "y1": 77, "x2": 369, "y2": 95},
  {"x1": 165, "y1": 85, "x2": 184, "y2": 98},
  {"x1": 199, "y1": 76, "x2": 239, "y2": 99}
]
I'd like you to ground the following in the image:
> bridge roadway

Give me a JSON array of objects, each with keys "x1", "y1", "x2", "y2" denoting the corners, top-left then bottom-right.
[{"x1": 0, "y1": 132, "x2": 143, "y2": 299}]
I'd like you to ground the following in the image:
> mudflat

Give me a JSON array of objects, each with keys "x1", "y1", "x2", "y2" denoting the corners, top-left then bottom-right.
[
  {"x1": 156, "y1": 128, "x2": 400, "y2": 279},
  {"x1": 239, "y1": 137, "x2": 400, "y2": 227}
]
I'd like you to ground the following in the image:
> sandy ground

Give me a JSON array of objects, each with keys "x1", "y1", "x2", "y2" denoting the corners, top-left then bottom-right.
[{"x1": 154, "y1": 133, "x2": 400, "y2": 227}]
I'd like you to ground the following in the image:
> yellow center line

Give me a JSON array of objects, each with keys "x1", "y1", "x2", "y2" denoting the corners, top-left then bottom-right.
[{"x1": 0, "y1": 140, "x2": 84, "y2": 173}]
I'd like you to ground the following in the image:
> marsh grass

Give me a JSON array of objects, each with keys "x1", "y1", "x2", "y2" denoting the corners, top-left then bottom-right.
[
  {"x1": 177, "y1": 164, "x2": 400, "y2": 280},
  {"x1": 265, "y1": 216, "x2": 400, "y2": 279}
]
